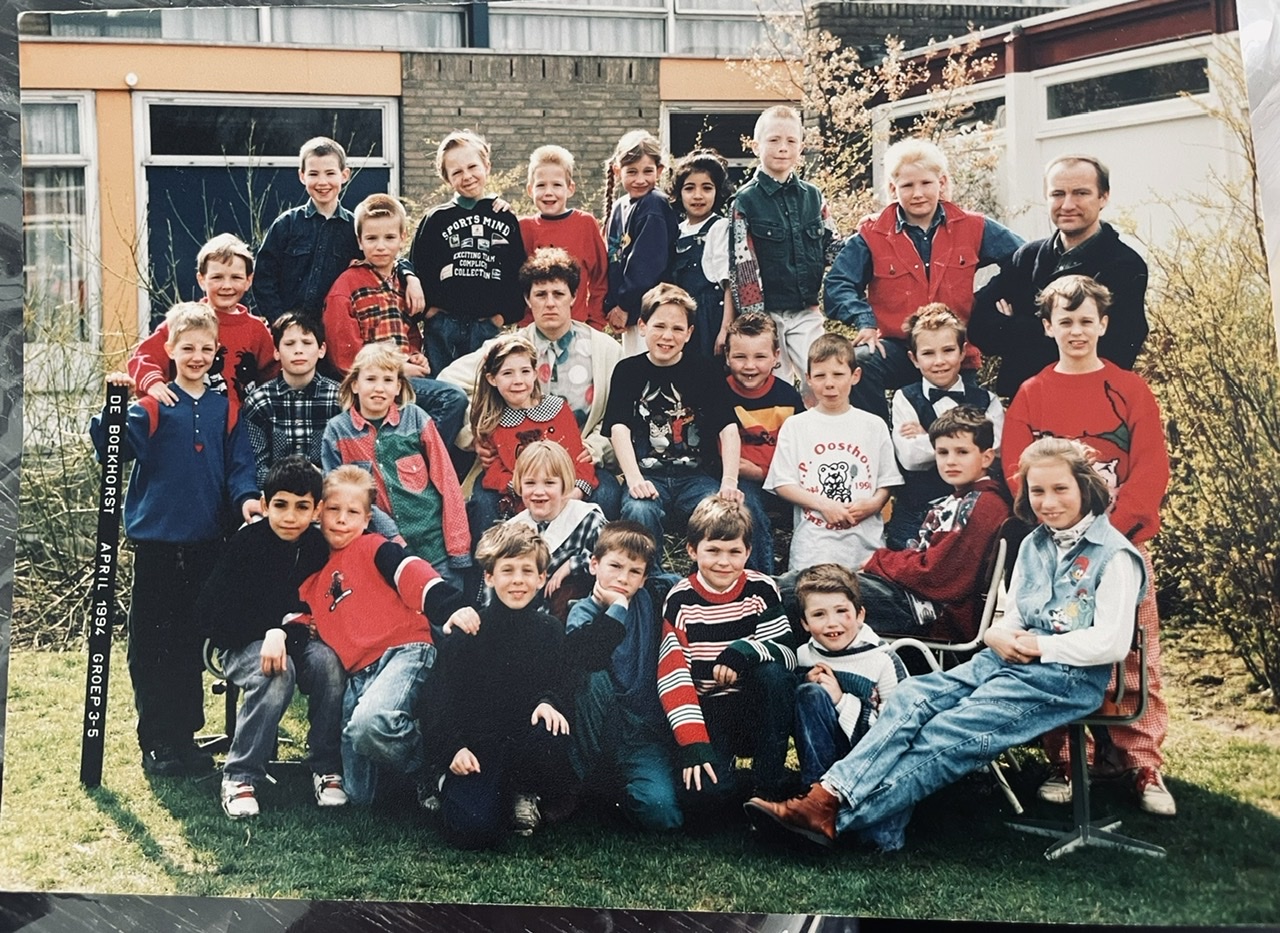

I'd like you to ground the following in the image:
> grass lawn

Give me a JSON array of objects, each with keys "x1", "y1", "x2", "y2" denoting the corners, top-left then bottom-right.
[{"x1": 2, "y1": 630, "x2": 1279, "y2": 924}]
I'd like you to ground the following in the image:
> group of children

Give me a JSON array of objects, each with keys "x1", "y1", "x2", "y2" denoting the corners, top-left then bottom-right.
[{"x1": 91, "y1": 98, "x2": 1177, "y2": 850}]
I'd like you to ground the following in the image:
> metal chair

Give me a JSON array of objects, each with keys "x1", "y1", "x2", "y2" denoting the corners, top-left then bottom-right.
[{"x1": 1006, "y1": 624, "x2": 1167, "y2": 859}]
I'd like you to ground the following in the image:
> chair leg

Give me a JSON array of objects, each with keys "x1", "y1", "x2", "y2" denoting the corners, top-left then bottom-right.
[{"x1": 989, "y1": 757, "x2": 1023, "y2": 815}]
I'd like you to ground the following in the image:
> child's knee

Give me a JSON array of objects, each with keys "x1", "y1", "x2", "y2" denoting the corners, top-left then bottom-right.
[
  {"x1": 345, "y1": 706, "x2": 414, "y2": 759},
  {"x1": 626, "y1": 782, "x2": 683, "y2": 832}
]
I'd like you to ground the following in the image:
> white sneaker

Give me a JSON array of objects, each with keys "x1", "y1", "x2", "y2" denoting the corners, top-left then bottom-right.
[
  {"x1": 512, "y1": 792, "x2": 541, "y2": 836},
  {"x1": 1037, "y1": 768, "x2": 1072, "y2": 805},
  {"x1": 1134, "y1": 767, "x2": 1177, "y2": 816},
  {"x1": 221, "y1": 780, "x2": 259, "y2": 820},
  {"x1": 312, "y1": 773, "x2": 349, "y2": 808}
]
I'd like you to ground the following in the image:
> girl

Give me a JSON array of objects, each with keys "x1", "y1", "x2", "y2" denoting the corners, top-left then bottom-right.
[
  {"x1": 468, "y1": 334, "x2": 596, "y2": 538},
  {"x1": 507, "y1": 441, "x2": 605, "y2": 618},
  {"x1": 602, "y1": 130, "x2": 680, "y2": 357},
  {"x1": 321, "y1": 342, "x2": 471, "y2": 588},
  {"x1": 745, "y1": 437, "x2": 1147, "y2": 852},
  {"x1": 670, "y1": 149, "x2": 735, "y2": 359}
]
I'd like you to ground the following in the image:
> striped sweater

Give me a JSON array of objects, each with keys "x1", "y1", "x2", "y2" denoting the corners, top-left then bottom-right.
[{"x1": 657, "y1": 570, "x2": 795, "y2": 765}]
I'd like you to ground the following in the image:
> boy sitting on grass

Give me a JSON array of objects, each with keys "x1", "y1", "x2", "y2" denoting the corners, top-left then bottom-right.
[
  {"x1": 434, "y1": 523, "x2": 576, "y2": 847},
  {"x1": 197, "y1": 456, "x2": 346, "y2": 819},
  {"x1": 294, "y1": 464, "x2": 477, "y2": 807},
  {"x1": 565, "y1": 522, "x2": 689, "y2": 831},
  {"x1": 658, "y1": 496, "x2": 798, "y2": 804}
]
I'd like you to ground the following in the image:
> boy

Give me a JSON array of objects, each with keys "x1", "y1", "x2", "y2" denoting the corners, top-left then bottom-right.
[
  {"x1": 765, "y1": 333, "x2": 904, "y2": 573},
  {"x1": 723, "y1": 311, "x2": 803, "y2": 573},
  {"x1": 196, "y1": 456, "x2": 345, "y2": 819},
  {"x1": 787, "y1": 564, "x2": 901, "y2": 787},
  {"x1": 254, "y1": 136, "x2": 425, "y2": 324},
  {"x1": 321, "y1": 193, "x2": 467, "y2": 446},
  {"x1": 657, "y1": 496, "x2": 797, "y2": 801},
  {"x1": 128, "y1": 233, "x2": 278, "y2": 430},
  {"x1": 1002, "y1": 274, "x2": 1175, "y2": 816},
  {"x1": 861, "y1": 406, "x2": 1012, "y2": 642},
  {"x1": 239, "y1": 312, "x2": 341, "y2": 488},
  {"x1": 824, "y1": 138, "x2": 1022, "y2": 421},
  {"x1": 91, "y1": 303, "x2": 261, "y2": 776},
  {"x1": 565, "y1": 522, "x2": 685, "y2": 830},
  {"x1": 730, "y1": 105, "x2": 838, "y2": 390},
  {"x1": 294, "y1": 464, "x2": 477, "y2": 807},
  {"x1": 602, "y1": 283, "x2": 762, "y2": 570},
  {"x1": 410, "y1": 130, "x2": 527, "y2": 376},
  {"x1": 519, "y1": 146, "x2": 609, "y2": 330},
  {"x1": 885, "y1": 304, "x2": 1005, "y2": 549},
  {"x1": 434, "y1": 523, "x2": 575, "y2": 847}
]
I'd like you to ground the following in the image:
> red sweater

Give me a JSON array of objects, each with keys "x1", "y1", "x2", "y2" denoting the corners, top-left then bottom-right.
[
  {"x1": 297, "y1": 534, "x2": 437, "y2": 673},
  {"x1": 1003, "y1": 361, "x2": 1169, "y2": 544},
  {"x1": 863, "y1": 477, "x2": 1010, "y2": 641},
  {"x1": 128, "y1": 302, "x2": 278, "y2": 430},
  {"x1": 519, "y1": 211, "x2": 609, "y2": 328},
  {"x1": 480, "y1": 395, "x2": 596, "y2": 495}
]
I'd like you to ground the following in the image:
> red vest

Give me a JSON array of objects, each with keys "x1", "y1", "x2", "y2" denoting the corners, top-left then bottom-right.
[{"x1": 859, "y1": 201, "x2": 985, "y2": 369}]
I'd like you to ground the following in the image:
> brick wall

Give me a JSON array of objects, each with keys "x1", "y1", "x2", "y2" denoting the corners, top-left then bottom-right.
[
  {"x1": 401, "y1": 52, "x2": 662, "y2": 210},
  {"x1": 810, "y1": 1, "x2": 1063, "y2": 54}
]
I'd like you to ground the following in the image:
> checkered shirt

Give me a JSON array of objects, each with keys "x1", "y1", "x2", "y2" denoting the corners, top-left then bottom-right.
[{"x1": 240, "y1": 374, "x2": 343, "y2": 488}]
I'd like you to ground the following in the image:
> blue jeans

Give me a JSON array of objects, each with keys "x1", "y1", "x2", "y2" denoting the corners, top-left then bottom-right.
[
  {"x1": 425, "y1": 313, "x2": 501, "y2": 379},
  {"x1": 699, "y1": 662, "x2": 797, "y2": 798},
  {"x1": 590, "y1": 467, "x2": 623, "y2": 521},
  {"x1": 408, "y1": 376, "x2": 467, "y2": 449},
  {"x1": 572, "y1": 669, "x2": 683, "y2": 832},
  {"x1": 619, "y1": 470, "x2": 721, "y2": 572},
  {"x1": 794, "y1": 680, "x2": 857, "y2": 787},
  {"x1": 341, "y1": 642, "x2": 436, "y2": 806},
  {"x1": 739, "y1": 479, "x2": 778, "y2": 575},
  {"x1": 822, "y1": 649, "x2": 1111, "y2": 845},
  {"x1": 221, "y1": 637, "x2": 346, "y2": 785}
]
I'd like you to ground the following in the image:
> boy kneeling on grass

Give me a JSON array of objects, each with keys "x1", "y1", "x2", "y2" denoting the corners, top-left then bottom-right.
[
  {"x1": 294, "y1": 465, "x2": 478, "y2": 808},
  {"x1": 197, "y1": 456, "x2": 345, "y2": 820},
  {"x1": 434, "y1": 523, "x2": 576, "y2": 847}
]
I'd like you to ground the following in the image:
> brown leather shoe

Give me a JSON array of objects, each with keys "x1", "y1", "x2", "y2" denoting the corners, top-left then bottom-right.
[{"x1": 743, "y1": 782, "x2": 839, "y2": 848}]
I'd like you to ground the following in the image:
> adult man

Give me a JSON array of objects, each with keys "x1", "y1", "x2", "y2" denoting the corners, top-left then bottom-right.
[
  {"x1": 438, "y1": 247, "x2": 623, "y2": 518},
  {"x1": 968, "y1": 154, "x2": 1149, "y2": 398}
]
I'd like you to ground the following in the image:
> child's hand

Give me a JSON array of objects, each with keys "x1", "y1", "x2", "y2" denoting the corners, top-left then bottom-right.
[
  {"x1": 683, "y1": 761, "x2": 718, "y2": 792},
  {"x1": 474, "y1": 437, "x2": 498, "y2": 468},
  {"x1": 627, "y1": 478, "x2": 659, "y2": 500},
  {"x1": 576, "y1": 447, "x2": 594, "y2": 464},
  {"x1": 591, "y1": 582, "x2": 627, "y2": 609},
  {"x1": 996, "y1": 298, "x2": 1014, "y2": 318},
  {"x1": 897, "y1": 420, "x2": 925, "y2": 439},
  {"x1": 712, "y1": 663, "x2": 739, "y2": 687},
  {"x1": 450, "y1": 747, "x2": 481, "y2": 775},
  {"x1": 714, "y1": 327, "x2": 729, "y2": 357},
  {"x1": 816, "y1": 498, "x2": 852, "y2": 528},
  {"x1": 545, "y1": 563, "x2": 572, "y2": 596},
  {"x1": 985, "y1": 627, "x2": 1034, "y2": 663},
  {"x1": 807, "y1": 662, "x2": 843, "y2": 704},
  {"x1": 106, "y1": 371, "x2": 136, "y2": 389},
  {"x1": 491, "y1": 196, "x2": 512, "y2": 213},
  {"x1": 489, "y1": 313, "x2": 505, "y2": 330},
  {"x1": 404, "y1": 352, "x2": 431, "y2": 378},
  {"x1": 1013, "y1": 631, "x2": 1042, "y2": 659},
  {"x1": 425, "y1": 306, "x2": 443, "y2": 320},
  {"x1": 242, "y1": 498, "x2": 264, "y2": 524},
  {"x1": 718, "y1": 480, "x2": 743, "y2": 504},
  {"x1": 442, "y1": 607, "x2": 482, "y2": 636},
  {"x1": 405, "y1": 276, "x2": 426, "y2": 315},
  {"x1": 259, "y1": 628, "x2": 288, "y2": 676},
  {"x1": 844, "y1": 497, "x2": 881, "y2": 526},
  {"x1": 606, "y1": 307, "x2": 629, "y2": 331},
  {"x1": 145, "y1": 381, "x2": 179, "y2": 406},
  {"x1": 532, "y1": 702, "x2": 570, "y2": 735},
  {"x1": 852, "y1": 327, "x2": 885, "y2": 357}
]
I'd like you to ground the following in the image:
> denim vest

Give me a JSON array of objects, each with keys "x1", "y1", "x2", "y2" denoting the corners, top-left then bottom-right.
[
  {"x1": 673, "y1": 216, "x2": 726, "y2": 358},
  {"x1": 732, "y1": 170, "x2": 828, "y2": 311},
  {"x1": 1013, "y1": 515, "x2": 1147, "y2": 636}
]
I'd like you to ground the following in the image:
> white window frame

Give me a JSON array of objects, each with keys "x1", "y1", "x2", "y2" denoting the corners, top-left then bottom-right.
[{"x1": 661, "y1": 102, "x2": 774, "y2": 172}]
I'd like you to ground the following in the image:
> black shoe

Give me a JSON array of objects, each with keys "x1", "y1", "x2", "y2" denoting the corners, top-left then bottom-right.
[
  {"x1": 177, "y1": 740, "x2": 216, "y2": 775},
  {"x1": 141, "y1": 746, "x2": 185, "y2": 776}
]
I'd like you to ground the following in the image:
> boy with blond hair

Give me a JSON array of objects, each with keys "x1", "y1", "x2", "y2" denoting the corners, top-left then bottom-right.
[
  {"x1": 520, "y1": 145, "x2": 609, "y2": 329},
  {"x1": 129, "y1": 233, "x2": 277, "y2": 430},
  {"x1": 92, "y1": 303, "x2": 261, "y2": 777},
  {"x1": 255, "y1": 136, "x2": 425, "y2": 323},
  {"x1": 825, "y1": 137, "x2": 1022, "y2": 421},
  {"x1": 730, "y1": 105, "x2": 838, "y2": 391}
]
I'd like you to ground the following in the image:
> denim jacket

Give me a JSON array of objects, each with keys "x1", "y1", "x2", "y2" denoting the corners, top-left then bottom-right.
[{"x1": 732, "y1": 169, "x2": 832, "y2": 311}]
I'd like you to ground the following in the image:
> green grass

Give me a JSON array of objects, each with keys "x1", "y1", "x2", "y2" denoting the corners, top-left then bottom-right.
[{"x1": 3, "y1": 641, "x2": 1279, "y2": 923}]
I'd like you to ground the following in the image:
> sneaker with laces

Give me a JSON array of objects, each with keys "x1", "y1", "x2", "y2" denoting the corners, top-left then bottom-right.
[
  {"x1": 221, "y1": 780, "x2": 260, "y2": 820},
  {"x1": 1133, "y1": 767, "x2": 1176, "y2": 816},
  {"x1": 1037, "y1": 767, "x2": 1072, "y2": 805},
  {"x1": 312, "y1": 773, "x2": 349, "y2": 808},
  {"x1": 512, "y1": 792, "x2": 541, "y2": 836}
]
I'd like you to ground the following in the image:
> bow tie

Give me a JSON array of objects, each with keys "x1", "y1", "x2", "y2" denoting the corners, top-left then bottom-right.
[{"x1": 927, "y1": 387, "x2": 966, "y2": 404}]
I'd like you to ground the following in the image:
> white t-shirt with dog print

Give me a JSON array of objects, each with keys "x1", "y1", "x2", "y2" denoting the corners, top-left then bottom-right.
[{"x1": 765, "y1": 406, "x2": 903, "y2": 572}]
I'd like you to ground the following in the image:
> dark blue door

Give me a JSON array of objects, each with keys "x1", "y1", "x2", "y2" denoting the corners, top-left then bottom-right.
[{"x1": 144, "y1": 165, "x2": 390, "y2": 329}]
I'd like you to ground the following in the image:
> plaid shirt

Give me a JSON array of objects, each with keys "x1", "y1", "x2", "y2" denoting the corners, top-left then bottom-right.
[
  {"x1": 323, "y1": 261, "x2": 422, "y2": 374},
  {"x1": 240, "y1": 374, "x2": 342, "y2": 488},
  {"x1": 511, "y1": 499, "x2": 605, "y2": 578}
]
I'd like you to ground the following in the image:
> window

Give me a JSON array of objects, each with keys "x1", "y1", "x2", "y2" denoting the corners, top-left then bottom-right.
[
  {"x1": 148, "y1": 104, "x2": 385, "y2": 160},
  {"x1": 1046, "y1": 58, "x2": 1209, "y2": 120},
  {"x1": 22, "y1": 97, "x2": 95, "y2": 347},
  {"x1": 489, "y1": 9, "x2": 665, "y2": 54},
  {"x1": 667, "y1": 109, "x2": 759, "y2": 184}
]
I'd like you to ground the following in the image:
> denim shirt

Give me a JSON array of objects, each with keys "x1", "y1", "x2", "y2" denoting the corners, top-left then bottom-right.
[
  {"x1": 732, "y1": 169, "x2": 831, "y2": 311},
  {"x1": 253, "y1": 201, "x2": 362, "y2": 323}
]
